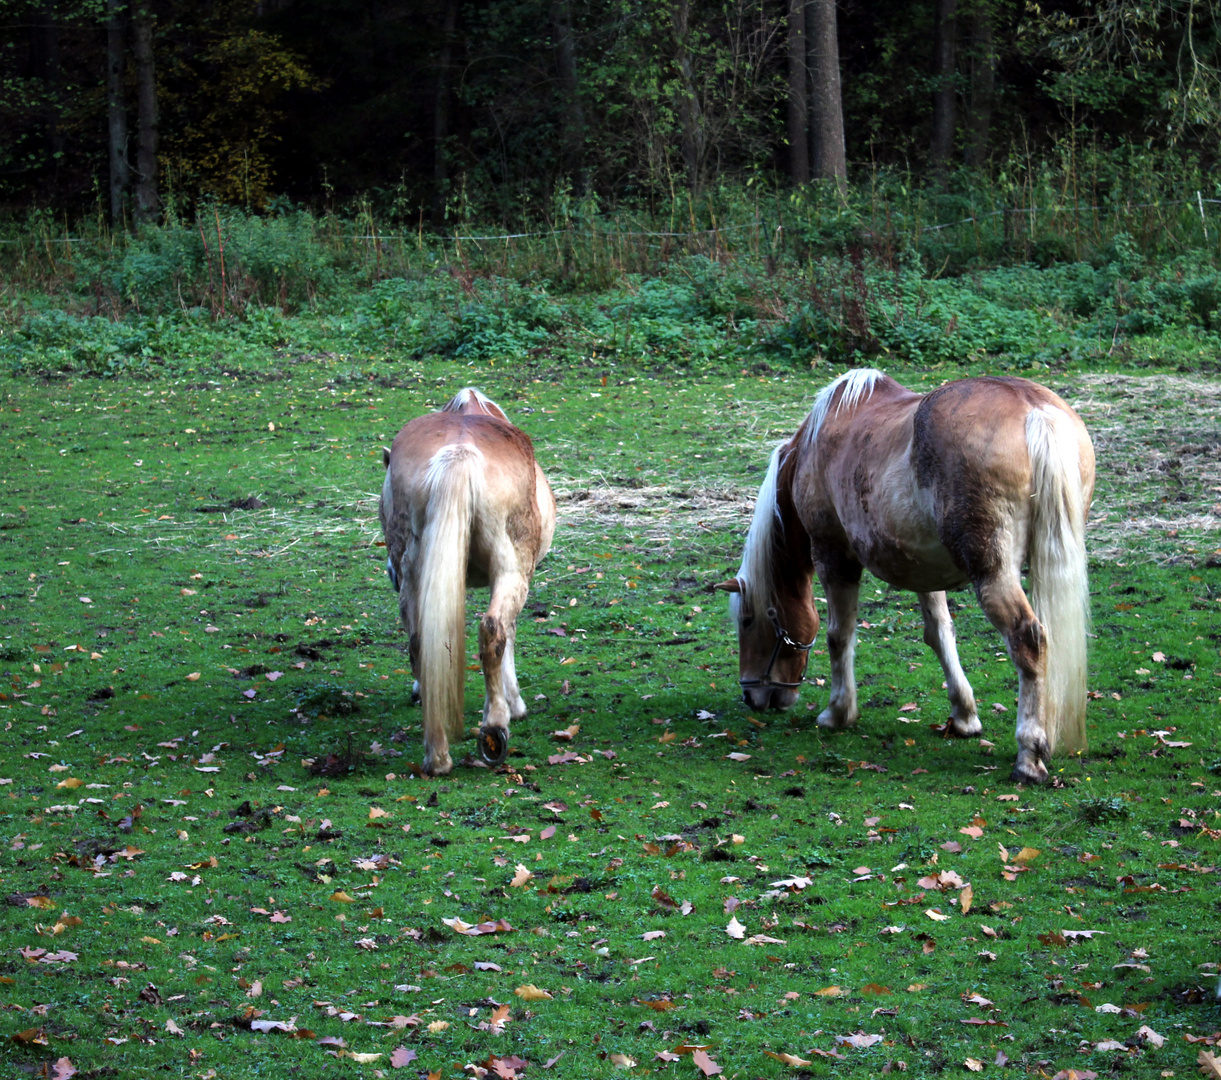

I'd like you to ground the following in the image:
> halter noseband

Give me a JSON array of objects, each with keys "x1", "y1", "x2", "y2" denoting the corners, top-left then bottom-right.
[{"x1": 738, "y1": 606, "x2": 816, "y2": 691}]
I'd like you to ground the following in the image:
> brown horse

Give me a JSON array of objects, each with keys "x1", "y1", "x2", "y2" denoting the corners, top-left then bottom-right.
[
  {"x1": 379, "y1": 388, "x2": 556, "y2": 775},
  {"x1": 718, "y1": 370, "x2": 1095, "y2": 785}
]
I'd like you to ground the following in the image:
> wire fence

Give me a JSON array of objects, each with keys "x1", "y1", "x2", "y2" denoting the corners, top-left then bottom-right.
[{"x1": 2, "y1": 196, "x2": 1219, "y2": 246}]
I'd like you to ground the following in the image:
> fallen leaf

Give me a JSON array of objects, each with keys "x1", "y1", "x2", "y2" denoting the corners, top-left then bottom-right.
[
  {"x1": 1135, "y1": 1025, "x2": 1165, "y2": 1047},
  {"x1": 249, "y1": 1018, "x2": 297, "y2": 1033},
  {"x1": 514, "y1": 984, "x2": 552, "y2": 1001},
  {"x1": 1199, "y1": 1049, "x2": 1221, "y2": 1079},
  {"x1": 691, "y1": 1048, "x2": 723, "y2": 1076},
  {"x1": 835, "y1": 1032, "x2": 884, "y2": 1048},
  {"x1": 390, "y1": 1047, "x2": 418, "y2": 1069},
  {"x1": 725, "y1": 916, "x2": 746, "y2": 940},
  {"x1": 764, "y1": 1051, "x2": 812, "y2": 1067}
]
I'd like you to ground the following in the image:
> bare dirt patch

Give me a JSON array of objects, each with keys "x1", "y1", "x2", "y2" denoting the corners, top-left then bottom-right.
[
  {"x1": 557, "y1": 374, "x2": 1221, "y2": 566},
  {"x1": 1068, "y1": 374, "x2": 1221, "y2": 563}
]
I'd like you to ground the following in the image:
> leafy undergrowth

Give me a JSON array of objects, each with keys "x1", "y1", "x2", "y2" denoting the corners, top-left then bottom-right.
[{"x1": 0, "y1": 358, "x2": 1218, "y2": 1079}]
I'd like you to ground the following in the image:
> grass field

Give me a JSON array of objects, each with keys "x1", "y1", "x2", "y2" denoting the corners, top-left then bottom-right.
[{"x1": 1, "y1": 353, "x2": 1219, "y2": 1079}]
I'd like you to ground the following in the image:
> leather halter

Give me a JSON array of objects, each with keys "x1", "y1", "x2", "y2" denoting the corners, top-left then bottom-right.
[{"x1": 738, "y1": 606, "x2": 816, "y2": 691}]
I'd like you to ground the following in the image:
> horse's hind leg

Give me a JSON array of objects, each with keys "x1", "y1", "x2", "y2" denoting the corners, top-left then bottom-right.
[
  {"x1": 976, "y1": 572, "x2": 1049, "y2": 785},
  {"x1": 478, "y1": 568, "x2": 529, "y2": 764},
  {"x1": 816, "y1": 575, "x2": 862, "y2": 730},
  {"x1": 917, "y1": 591, "x2": 981, "y2": 737},
  {"x1": 396, "y1": 562, "x2": 422, "y2": 705}
]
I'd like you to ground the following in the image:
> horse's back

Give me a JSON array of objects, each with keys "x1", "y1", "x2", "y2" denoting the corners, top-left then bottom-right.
[
  {"x1": 388, "y1": 413, "x2": 538, "y2": 492},
  {"x1": 800, "y1": 373, "x2": 1091, "y2": 591}
]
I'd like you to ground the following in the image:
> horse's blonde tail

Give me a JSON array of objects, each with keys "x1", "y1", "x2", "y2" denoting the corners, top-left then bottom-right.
[
  {"x1": 418, "y1": 443, "x2": 484, "y2": 750},
  {"x1": 1026, "y1": 406, "x2": 1090, "y2": 756}
]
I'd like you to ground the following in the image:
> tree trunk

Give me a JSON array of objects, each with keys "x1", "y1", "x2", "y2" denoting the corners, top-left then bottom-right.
[
  {"x1": 431, "y1": 0, "x2": 458, "y2": 223},
  {"x1": 963, "y1": 1, "x2": 994, "y2": 169},
  {"x1": 132, "y1": 3, "x2": 159, "y2": 224},
  {"x1": 787, "y1": 0, "x2": 809, "y2": 186},
  {"x1": 781, "y1": 0, "x2": 810, "y2": 185},
  {"x1": 806, "y1": 0, "x2": 846, "y2": 185},
  {"x1": 930, "y1": 0, "x2": 957, "y2": 182},
  {"x1": 106, "y1": 0, "x2": 129, "y2": 227},
  {"x1": 550, "y1": 0, "x2": 587, "y2": 194},
  {"x1": 672, "y1": 0, "x2": 704, "y2": 193}
]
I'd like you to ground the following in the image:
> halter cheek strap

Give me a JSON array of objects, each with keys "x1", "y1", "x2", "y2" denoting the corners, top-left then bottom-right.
[{"x1": 738, "y1": 606, "x2": 816, "y2": 691}]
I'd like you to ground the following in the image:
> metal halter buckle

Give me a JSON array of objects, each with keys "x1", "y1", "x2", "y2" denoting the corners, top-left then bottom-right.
[{"x1": 738, "y1": 606, "x2": 816, "y2": 691}]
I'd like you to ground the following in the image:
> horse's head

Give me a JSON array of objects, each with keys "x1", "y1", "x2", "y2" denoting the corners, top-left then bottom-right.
[{"x1": 715, "y1": 577, "x2": 818, "y2": 710}]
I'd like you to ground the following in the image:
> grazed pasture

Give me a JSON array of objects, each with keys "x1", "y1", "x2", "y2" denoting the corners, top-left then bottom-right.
[{"x1": 0, "y1": 361, "x2": 1218, "y2": 1079}]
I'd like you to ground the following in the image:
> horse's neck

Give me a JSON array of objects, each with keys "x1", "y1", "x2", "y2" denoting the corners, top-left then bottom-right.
[{"x1": 772, "y1": 447, "x2": 814, "y2": 583}]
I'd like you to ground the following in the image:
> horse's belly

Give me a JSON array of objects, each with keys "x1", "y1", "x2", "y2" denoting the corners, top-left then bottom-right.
[{"x1": 844, "y1": 519, "x2": 968, "y2": 593}]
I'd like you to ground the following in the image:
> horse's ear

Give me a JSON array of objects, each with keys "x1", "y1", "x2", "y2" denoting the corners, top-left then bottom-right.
[
  {"x1": 712, "y1": 579, "x2": 741, "y2": 593},
  {"x1": 382, "y1": 447, "x2": 391, "y2": 469}
]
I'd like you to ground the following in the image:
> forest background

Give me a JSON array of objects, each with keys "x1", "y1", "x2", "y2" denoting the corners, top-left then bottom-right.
[{"x1": 2, "y1": 0, "x2": 1220, "y2": 234}]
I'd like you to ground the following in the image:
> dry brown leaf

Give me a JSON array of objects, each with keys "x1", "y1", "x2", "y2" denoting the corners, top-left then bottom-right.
[
  {"x1": 513, "y1": 984, "x2": 552, "y2": 1001},
  {"x1": 691, "y1": 1048, "x2": 723, "y2": 1076},
  {"x1": 1199, "y1": 1049, "x2": 1221, "y2": 1078},
  {"x1": 764, "y1": 1051, "x2": 813, "y2": 1068},
  {"x1": 725, "y1": 916, "x2": 746, "y2": 939}
]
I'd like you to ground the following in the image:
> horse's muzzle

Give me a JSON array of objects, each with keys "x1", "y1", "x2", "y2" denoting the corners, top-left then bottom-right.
[{"x1": 742, "y1": 684, "x2": 800, "y2": 711}]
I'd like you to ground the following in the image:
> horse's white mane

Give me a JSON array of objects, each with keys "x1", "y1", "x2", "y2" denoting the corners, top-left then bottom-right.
[
  {"x1": 732, "y1": 441, "x2": 787, "y2": 619},
  {"x1": 732, "y1": 369, "x2": 885, "y2": 622},
  {"x1": 442, "y1": 387, "x2": 509, "y2": 419},
  {"x1": 802, "y1": 368, "x2": 886, "y2": 448}
]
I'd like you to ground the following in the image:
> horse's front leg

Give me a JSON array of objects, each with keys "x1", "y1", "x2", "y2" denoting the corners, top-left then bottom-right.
[
  {"x1": 976, "y1": 573, "x2": 1049, "y2": 785},
  {"x1": 478, "y1": 568, "x2": 529, "y2": 764},
  {"x1": 817, "y1": 575, "x2": 861, "y2": 730},
  {"x1": 917, "y1": 591, "x2": 981, "y2": 737},
  {"x1": 500, "y1": 617, "x2": 527, "y2": 721}
]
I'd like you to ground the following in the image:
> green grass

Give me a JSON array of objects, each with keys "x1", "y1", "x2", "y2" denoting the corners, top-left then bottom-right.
[{"x1": 0, "y1": 355, "x2": 1218, "y2": 1079}]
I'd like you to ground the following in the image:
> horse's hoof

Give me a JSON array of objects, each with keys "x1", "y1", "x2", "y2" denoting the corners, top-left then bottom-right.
[
  {"x1": 1009, "y1": 757, "x2": 1049, "y2": 785},
  {"x1": 422, "y1": 753, "x2": 453, "y2": 777},
  {"x1": 947, "y1": 715, "x2": 983, "y2": 738},
  {"x1": 479, "y1": 726, "x2": 509, "y2": 766}
]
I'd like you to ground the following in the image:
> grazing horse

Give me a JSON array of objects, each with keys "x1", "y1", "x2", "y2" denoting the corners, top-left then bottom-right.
[
  {"x1": 718, "y1": 370, "x2": 1095, "y2": 785},
  {"x1": 379, "y1": 388, "x2": 556, "y2": 775}
]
